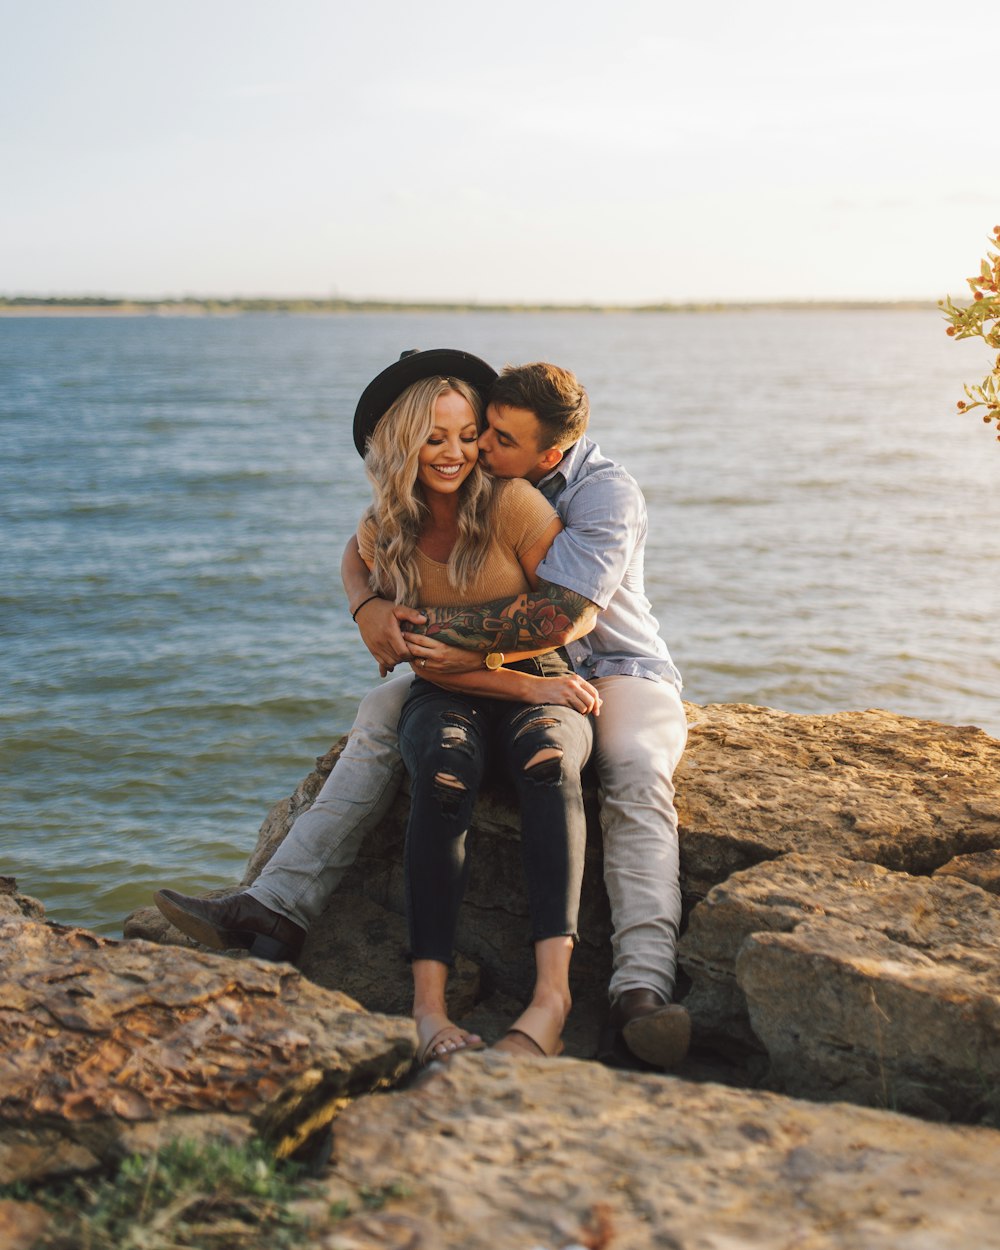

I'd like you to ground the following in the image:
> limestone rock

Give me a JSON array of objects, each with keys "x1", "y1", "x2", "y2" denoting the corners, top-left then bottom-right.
[
  {"x1": 677, "y1": 703, "x2": 1000, "y2": 900},
  {"x1": 0, "y1": 917, "x2": 416, "y2": 1182},
  {"x1": 117, "y1": 1111, "x2": 256, "y2": 1159},
  {"x1": 298, "y1": 891, "x2": 481, "y2": 1022},
  {"x1": 322, "y1": 1054, "x2": 1000, "y2": 1249},
  {"x1": 0, "y1": 1199, "x2": 50, "y2": 1250},
  {"x1": 739, "y1": 915, "x2": 1000, "y2": 1121},
  {"x1": 679, "y1": 853, "x2": 1000, "y2": 1119},
  {"x1": 126, "y1": 890, "x2": 484, "y2": 1046},
  {"x1": 15, "y1": 699, "x2": 1000, "y2": 1241},
  {"x1": 238, "y1": 704, "x2": 1000, "y2": 985},
  {"x1": 934, "y1": 848, "x2": 1000, "y2": 894},
  {"x1": 0, "y1": 1126, "x2": 102, "y2": 1186},
  {"x1": 0, "y1": 876, "x2": 44, "y2": 921},
  {"x1": 127, "y1": 702, "x2": 1000, "y2": 1091}
]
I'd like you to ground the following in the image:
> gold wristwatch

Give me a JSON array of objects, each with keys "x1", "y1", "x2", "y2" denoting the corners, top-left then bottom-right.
[{"x1": 484, "y1": 651, "x2": 505, "y2": 671}]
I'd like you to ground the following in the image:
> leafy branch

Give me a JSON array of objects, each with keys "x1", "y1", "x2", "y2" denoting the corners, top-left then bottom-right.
[{"x1": 940, "y1": 225, "x2": 1000, "y2": 442}]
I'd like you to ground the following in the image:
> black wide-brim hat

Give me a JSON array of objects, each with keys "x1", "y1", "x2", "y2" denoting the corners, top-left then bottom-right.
[{"x1": 353, "y1": 348, "x2": 498, "y2": 457}]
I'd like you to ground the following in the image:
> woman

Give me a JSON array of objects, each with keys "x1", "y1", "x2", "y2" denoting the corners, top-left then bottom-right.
[{"x1": 353, "y1": 349, "x2": 600, "y2": 1065}]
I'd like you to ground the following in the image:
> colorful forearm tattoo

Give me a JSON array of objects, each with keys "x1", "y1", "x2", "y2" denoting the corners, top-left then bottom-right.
[{"x1": 414, "y1": 580, "x2": 596, "y2": 650}]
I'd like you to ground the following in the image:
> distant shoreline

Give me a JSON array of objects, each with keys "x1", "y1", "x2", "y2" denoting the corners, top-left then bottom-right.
[{"x1": 0, "y1": 296, "x2": 941, "y2": 317}]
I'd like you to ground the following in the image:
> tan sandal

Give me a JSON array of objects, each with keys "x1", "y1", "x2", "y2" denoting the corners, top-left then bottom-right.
[
  {"x1": 417, "y1": 1023, "x2": 486, "y2": 1068},
  {"x1": 492, "y1": 1005, "x2": 565, "y2": 1058}
]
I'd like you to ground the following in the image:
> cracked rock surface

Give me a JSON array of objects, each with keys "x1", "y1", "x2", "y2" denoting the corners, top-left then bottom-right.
[
  {"x1": 321, "y1": 1054, "x2": 1000, "y2": 1250},
  {"x1": 10, "y1": 701, "x2": 1000, "y2": 1243},
  {"x1": 0, "y1": 917, "x2": 415, "y2": 1182},
  {"x1": 128, "y1": 702, "x2": 1000, "y2": 1087}
]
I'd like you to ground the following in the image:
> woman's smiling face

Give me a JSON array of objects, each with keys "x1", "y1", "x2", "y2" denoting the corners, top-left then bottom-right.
[{"x1": 416, "y1": 389, "x2": 480, "y2": 496}]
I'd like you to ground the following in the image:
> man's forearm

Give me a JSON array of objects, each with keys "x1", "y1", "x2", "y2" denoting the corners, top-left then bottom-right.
[
  {"x1": 413, "y1": 580, "x2": 598, "y2": 651},
  {"x1": 341, "y1": 535, "x2": 374, "y2": 613}
]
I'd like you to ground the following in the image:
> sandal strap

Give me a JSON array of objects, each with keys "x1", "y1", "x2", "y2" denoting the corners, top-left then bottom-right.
[
  {"x1": 418, "y1": 1024, "x2": 484, "y2": 1067},
  {"x1": 493, "y1": 1005, "x2": 566, "y2": 1058},
  {"x1": 497, "y1": 1028, "x2": 547, "y2": 1057}
]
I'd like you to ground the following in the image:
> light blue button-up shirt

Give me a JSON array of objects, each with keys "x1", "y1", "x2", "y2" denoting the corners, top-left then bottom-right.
[{"x1": 534, "y1": 436, "x2": 681, "y2": 688}]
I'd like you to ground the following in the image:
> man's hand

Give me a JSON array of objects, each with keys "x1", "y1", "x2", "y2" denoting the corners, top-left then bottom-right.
[
  {"x1": 401, "y1": 632, "x2": 484, "y2": 675},
  {"x1": 521, "y1": 671, "x2": 603, "y2": 716},
  {"x1": 355, "y1": 599, "x2": 426, "y2": 675},
  {"x1": 343, "y1": 535, "x2": 427, "y2": 674}
]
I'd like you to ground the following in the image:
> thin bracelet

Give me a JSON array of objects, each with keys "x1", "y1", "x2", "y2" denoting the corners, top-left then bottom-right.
[{"x1": 351, "y1": 594, "x2": 380, "y2": 622}]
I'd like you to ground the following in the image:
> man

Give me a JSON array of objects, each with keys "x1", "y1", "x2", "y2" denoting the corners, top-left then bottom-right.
[{"x1": 155, "y1": 351, "x2": 689, "y2": 1069}]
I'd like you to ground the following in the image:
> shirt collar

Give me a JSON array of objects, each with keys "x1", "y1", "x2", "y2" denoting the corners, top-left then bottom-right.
[
  {"x1": 536, "y1": 436, "x2": 588, "y2": 499},
  {"x1": 536, "y1": 469, "x2": 565, "y2": 501}
]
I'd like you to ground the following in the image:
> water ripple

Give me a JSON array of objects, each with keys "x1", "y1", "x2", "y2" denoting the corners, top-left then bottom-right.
[{"x1": 2, "y1": 310, "x2": 998, "y2": 934}]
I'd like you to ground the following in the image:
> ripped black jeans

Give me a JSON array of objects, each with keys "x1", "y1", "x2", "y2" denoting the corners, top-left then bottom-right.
[{"x1": 397, "y1": 651, "x2": 593, "y2": 965}]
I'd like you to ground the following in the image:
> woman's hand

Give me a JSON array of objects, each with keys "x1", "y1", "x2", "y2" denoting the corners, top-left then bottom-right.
[
  {"x1": 524, "y1": 672, "x2": 603, "y2": 717},
  {"x1": 402, "y1": 632, "x2": 484, "y2": 675}
]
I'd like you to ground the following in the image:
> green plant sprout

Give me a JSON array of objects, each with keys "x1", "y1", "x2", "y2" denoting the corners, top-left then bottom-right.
[
  {"x1": 940, "y1": 225, "x2": 1000, "y2": 442},
  {"x1": 0, "y1": 1139, "x2": 308, "y2": 1250}
]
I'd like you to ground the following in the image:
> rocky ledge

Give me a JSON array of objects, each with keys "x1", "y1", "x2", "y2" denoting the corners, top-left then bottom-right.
[{"x1": 5, "y1": 702, "x2": 1000, "y2": 1247}]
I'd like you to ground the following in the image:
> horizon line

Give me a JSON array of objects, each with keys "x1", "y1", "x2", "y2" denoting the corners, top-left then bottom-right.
[{"x1": 0, "y1": 294, "x2": 944, "y2": 315}]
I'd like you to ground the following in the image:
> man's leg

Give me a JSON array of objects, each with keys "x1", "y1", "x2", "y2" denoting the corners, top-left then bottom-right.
[
  {"x1": 155, "y1": 673, "x2": 411, "y2": 959},
  {"x1": 591, "y1": 674, "x2": 689, "y2": 1066},
  {"x1": 248, "y1": 673, "x2": 412, "y2": 927}
]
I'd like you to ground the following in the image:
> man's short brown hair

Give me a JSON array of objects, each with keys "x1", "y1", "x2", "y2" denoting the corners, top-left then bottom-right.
[{"x1": 490, "y1": 362, "x2": 589, "y2": 451}]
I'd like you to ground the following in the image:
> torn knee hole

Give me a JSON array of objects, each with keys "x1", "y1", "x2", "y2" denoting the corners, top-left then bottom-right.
[
  {"x1": 439, "y1": 716, "x2": 475, "y2": 758},
  {"x1": 434, "y1": 772, "x2": 466, "y2": 791},
  {"x1": 513, "y1": 715, "x2": 559, "y2": 741},
  {"x1": 523, "y1": 748, "x2": 563, "y2": 784},
  {"x1": 431, "y1": 770, "x2": 468, "y2": 815}
]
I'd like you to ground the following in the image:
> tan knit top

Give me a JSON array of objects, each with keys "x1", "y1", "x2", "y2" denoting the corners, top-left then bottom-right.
[{"x1": 356, "y1": 478, "x2": 557, "y2": 607}]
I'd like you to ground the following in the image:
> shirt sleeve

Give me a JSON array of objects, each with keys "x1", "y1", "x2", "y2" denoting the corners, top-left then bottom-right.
[
  {"x1": 535, "y1": 468, "x2": 645, "y2": 610},
  {"x1": 356, "y1": 512, "x2": 377, "y2": 567},
  {"x1": 496, "y1": 478, "x2": 559, "y2": 556}
]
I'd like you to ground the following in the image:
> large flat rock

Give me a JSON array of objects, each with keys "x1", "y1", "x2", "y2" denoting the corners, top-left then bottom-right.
[
  {"x1": 934, "y1": 848, "x2": 1000, "y2": 893},
  {"x1": 678, "y1": 703, "x2": 1000, "y2": 899},
  {"x1": 239, "y1": 701, "x2": 1000, "y2": 947},
  {"x1": 679, "y1": 852, "x2": 1000, "y2": 1119},
  {"x1": 320, "y1": 1054, "x2": 1000, "y2": 1249},
  {"x1": 0, "y1": 876, "x2": 44, "y2": 921},
  {"x1": 0, "y1": 917, "x2": 416, "y2": 1183},
  {"x1": 17, "y1": 701, "x2": 1000, "y2": 1239},
  {"x1": 127, "y1": 702, "x2": 1000, "y2": 1095}
]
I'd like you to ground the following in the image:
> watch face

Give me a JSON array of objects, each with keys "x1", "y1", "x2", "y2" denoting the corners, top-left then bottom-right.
[{"x1": 485, "y1": 652, "x2": 504, "y2": 670}]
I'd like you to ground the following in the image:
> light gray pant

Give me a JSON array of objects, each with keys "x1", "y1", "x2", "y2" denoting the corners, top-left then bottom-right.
[
  {"x1": 248, "y1": 673, "x2": 411, "y2": 928},
  {"x1": 249, "y1": 670, "x2": 687, "y2": 1004},
  {"x1": 590, "y1": 675, "x2": 687, "y2": 1003}
]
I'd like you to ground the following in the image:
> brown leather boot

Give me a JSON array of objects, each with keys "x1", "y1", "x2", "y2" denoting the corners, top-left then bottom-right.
[
  {"x1": 596, "y1": 988, "x2": 691, "y2": 1071},
  {"x1": 153, "y1": 888, "x2": 306, "y2": 964}
]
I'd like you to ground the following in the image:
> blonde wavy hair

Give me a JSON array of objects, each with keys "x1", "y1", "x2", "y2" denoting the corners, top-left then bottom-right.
[{"x1": 362, "y1": 376, "x2": 500, "y2": 603}]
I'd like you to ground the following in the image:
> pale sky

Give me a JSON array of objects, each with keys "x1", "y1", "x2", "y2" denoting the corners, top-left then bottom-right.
[{"x1": 1, "y1": 0, "x2": 996, "y2": 303}]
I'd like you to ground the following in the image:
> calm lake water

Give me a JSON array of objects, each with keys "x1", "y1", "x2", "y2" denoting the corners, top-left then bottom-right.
[{"x1": 2, "y1": 310, "x2": 998, "y2": 935}]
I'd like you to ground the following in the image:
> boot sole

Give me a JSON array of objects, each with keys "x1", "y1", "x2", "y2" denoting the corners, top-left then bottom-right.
[
  {"x1": 622, "y1": 1006, "x2": 691, "y2": 1070},
  {"x1": 153, "y1": 890, "x2": 246, "y2": 952}
]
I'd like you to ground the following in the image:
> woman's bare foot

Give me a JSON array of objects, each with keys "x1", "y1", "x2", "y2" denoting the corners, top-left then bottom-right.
[{"x1": 415, "y1": 1011, "x2": 484, "y2": 1067}]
